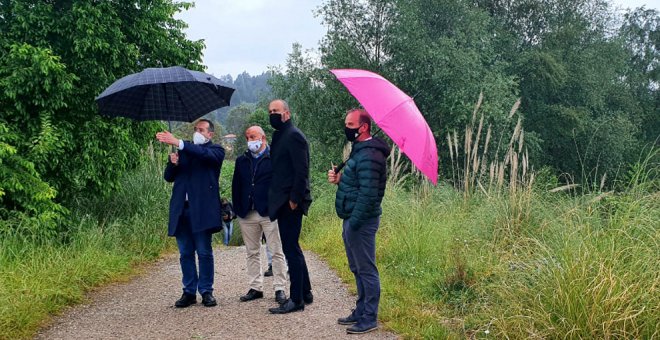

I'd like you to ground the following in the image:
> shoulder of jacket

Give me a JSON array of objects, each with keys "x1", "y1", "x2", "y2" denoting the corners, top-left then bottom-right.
[
  {"x1": 365, "y1": 144, "x2": 387, "y2": 157},
  {"x1": 203, "y1": 142, "x2": 221, "y2": 149},
  {"x1": 294, "y1": 127, "x2": 307, "y2": 138},
  {"x1": 355, "y1": 147, "x2": 385, "y2": 165},
  {"x1": 290, "y1": 129, "x2": 308, "y2": 142}
]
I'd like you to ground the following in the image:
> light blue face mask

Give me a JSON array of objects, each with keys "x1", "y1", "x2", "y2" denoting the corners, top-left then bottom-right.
[{"x1": 248, "y1": 140, "x2": 262, "y2": 153}]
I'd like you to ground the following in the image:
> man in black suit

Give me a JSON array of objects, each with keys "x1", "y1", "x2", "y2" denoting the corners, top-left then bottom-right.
[
  {"x1": 266, "y1": 99, "x2": 313, "y2": 314},
  {"x1": 156, "y1": 119, "x2": 224, "y2": 308}
]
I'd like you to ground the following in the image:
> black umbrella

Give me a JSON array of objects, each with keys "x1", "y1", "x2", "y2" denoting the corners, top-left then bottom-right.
[{"x1": 95, "y1": 66, "x2": 234, "y2": 123}]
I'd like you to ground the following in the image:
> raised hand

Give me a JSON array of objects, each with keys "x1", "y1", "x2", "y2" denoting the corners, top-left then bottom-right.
[{"x1": 156, "y1": 131, "x2": 180, "y2": 147}]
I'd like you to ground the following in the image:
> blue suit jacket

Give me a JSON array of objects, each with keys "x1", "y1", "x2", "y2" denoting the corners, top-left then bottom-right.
[
  {"x1": 232, "y1": 148, "x2": 272, "y2": 219},
  {"x1": 164, "y1": 141, "x2": 225, "y2": 236}
]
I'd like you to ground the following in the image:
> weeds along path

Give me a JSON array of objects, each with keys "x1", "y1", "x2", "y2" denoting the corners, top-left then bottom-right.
[{"x1": 36, "y1": 246, "x2": 397, "y2": 340}]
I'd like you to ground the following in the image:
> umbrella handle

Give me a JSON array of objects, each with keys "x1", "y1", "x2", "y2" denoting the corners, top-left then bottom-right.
[{"x1": 334, "y1": 161, "x2": 346, "y2": 174}]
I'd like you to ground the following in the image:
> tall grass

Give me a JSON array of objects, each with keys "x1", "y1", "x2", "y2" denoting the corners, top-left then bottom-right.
[
  {"x1": 0, "y1": 146, "x2": 175, "y2": 340},
  {"x1": 302, "y1": 150, "x2": 659, "y2": 338}
]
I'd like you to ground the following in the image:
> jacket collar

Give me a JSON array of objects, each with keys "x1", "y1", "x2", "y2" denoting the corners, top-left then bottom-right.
[
  {"x1": 244, "y1": 145, "x2": 270, "y2": 159},
  {"x1": 278, "y1": 119, "x2": 293, "y2": 131}
]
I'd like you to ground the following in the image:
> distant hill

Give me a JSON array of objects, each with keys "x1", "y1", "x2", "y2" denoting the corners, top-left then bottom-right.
[
  {"x1": 220, "y1": 71, "x2": 272, "y2": 104},
  {"x1": 211, "y1": 71, "x2": 272, "y2": 124}
]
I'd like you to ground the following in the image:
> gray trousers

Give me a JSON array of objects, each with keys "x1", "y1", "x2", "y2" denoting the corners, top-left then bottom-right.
[{"x1": 342, "y1": 217, "x2": 381, "y2": 324}]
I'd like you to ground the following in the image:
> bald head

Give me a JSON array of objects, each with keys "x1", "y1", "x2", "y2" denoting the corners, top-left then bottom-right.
[
  {"x1": 245, "y1": 125, "x2": 265, "y2": 139},
  {"x1": 245, "y1": 125, "x2": 267, "y2": 154},
  {"x1": 270, "y1": 99, "x2": 289, "y2": 111},
  {"x1": 268, "y1": 99, "x2": 291, "y2": 123},
  {"x1": 345, "y1": 109, "x2": 372, "y2": 142}
]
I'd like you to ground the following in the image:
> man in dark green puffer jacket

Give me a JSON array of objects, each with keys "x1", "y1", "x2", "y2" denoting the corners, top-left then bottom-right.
[{"x1": 328, "y1": 109, "x2": 390, "y2": 334}]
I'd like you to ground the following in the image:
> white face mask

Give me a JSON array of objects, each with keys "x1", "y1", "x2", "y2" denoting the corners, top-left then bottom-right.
[
  {"x1": 193, "y1": 131, "x2": 208, "y2": 145},
  {"x1": 247, "y1": 140, "x2": 263, "y2": 153}
]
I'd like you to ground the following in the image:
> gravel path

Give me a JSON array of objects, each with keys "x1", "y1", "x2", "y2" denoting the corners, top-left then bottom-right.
[{"x1": 36, "y1": 246, "x2": 398, "y2": 340}]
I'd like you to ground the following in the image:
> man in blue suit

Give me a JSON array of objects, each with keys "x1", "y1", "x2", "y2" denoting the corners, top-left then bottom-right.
[{"x1": 156, "y1": 119, "x2": 225, "y2": 308}]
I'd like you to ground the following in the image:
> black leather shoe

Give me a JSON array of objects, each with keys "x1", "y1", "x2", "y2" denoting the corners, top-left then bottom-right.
[
  {"x1": 346, "y1": 321, "x2": 378, "y2": 334},
  {"x1": 201, "y1": 292, "x2": 217, "y2": 307},
  {"x1": 303, "y1": 291, "x2": 313, "y2": 304},
  {"x1": 264, "y1": 264, "x2": 273, "y2": 277},
  {"x1": 338, "y1": 310, "x2": 359, "y2": 325},
  {"x1": 174, "y1": 293, "x2": 196, "y2": 308},
  {"x1": 275, "y1": 290, "x2": 287, "y2": 304},
  {"x1": 268, "y1": 299, "x2": 304, "y2": 314},
  {"x1": 240, "y1": 289, "x2": 264, "y2": 302}
]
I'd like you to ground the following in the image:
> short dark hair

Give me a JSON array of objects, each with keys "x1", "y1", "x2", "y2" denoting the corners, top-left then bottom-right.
[
  {"x1": 197, "y1": 119, "x2": 215, "y2": 132},
  {"x1": 347, "y1": 108, "x2": 371, "y2": 132}
]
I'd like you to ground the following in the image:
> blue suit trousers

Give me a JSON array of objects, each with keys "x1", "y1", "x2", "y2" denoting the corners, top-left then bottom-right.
[{"x1": 175, "y1": 206, "x2": 215, "y2": 295}]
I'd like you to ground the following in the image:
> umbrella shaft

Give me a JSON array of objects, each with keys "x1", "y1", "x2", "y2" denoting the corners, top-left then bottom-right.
[{"x1": 334, "y1": 162, "x2": 346, "y2": 174}]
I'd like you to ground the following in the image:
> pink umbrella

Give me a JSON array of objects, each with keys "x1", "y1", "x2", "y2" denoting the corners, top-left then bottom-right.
[{"x1": 330, "y1": 69, "x2": 438, "y2": 185}]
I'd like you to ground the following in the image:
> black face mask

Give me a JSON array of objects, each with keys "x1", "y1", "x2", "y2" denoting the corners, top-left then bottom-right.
[
  {"x1": 269, "y1": 113, "x2": 285, "y2": 130},
  {"x1": 344, "y1": 124, "x2": 363, "y2": 142}
]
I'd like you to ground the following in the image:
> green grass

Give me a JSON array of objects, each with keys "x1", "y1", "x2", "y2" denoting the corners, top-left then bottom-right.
[
  {"x1": 0, "y1": 149, "x2": 176, "y2": 339},
  {"x1": 302, "y1": 177, "x2": 659, "y2": 339},
  {"x1": 0, "y1": 150, "x2": 238, "y2": 340},
  {"x1": 0, "y1": 229, "x2": 164, "y2": 339},
  {"x1": 1, "y1": 146, "x2": 657, "y2": 339}
]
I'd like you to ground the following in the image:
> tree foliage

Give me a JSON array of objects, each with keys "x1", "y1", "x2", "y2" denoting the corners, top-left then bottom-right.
[
  {"x1": 221, "y1": 72, "x2": 272, "y2": 105},
  {"x1": 0, "y1": 0, "x2": 204, "y2": 234},
  {"x1": 270, "y1": 0, "x2": 659, "y2": 185}
]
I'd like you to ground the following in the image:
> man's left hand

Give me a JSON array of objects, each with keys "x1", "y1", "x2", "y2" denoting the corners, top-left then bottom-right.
[
  {"x1": 156, "y1": 131, "x2": 180, "y2": 147},
  {"x1": 289, "y1": 200, "x2": 298, "y2": 210}
]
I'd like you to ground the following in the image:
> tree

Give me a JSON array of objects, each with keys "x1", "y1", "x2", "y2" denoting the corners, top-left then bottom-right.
[
  {"x1": 224, "y1": 103, "x2": 256, "y2": 135},
  {"x1": 620, "y1": 7, "x2": 659, "y2": 142},
  {"x1": 484, "y1": 0, "x2": 648, "y2": 182},
  {"x1": 271, "y1": 0, "x2": 519, "y2": 173},
  {"x1": 0, "y1": 0, "x2": 204, "y2": 232},
  {"x1": 271, "y1": 0, "x2": 657, "y2": 186}
]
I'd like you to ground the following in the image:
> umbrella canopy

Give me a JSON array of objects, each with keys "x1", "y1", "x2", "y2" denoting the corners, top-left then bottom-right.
[
  {"x1": 330, "y1": 69, "x2": 438, "y2": 185},
  {"x1": 96, "y1": 66, "x2": 234, "y2": 122}
]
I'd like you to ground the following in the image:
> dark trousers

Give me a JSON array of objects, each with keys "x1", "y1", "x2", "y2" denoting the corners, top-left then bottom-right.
[
  {"x1": 175, "y1": 206, "x2": 215, "y2": 295},
  {"x1": 277, "y1": 205, "x2": 311, "y2": 304},
  {"x1": 342, "y1": 217, "x2": 380, "y2": 324}
]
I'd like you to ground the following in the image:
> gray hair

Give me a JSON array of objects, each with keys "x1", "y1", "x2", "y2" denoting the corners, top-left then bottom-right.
[{"x1": 245, "y1": 125, "x2": 266, "y2": 137}]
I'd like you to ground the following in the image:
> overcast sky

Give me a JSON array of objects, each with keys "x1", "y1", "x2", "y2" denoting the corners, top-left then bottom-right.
[{"x1": 175, "y1": 0, "x2": 660, "y2": 78}]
